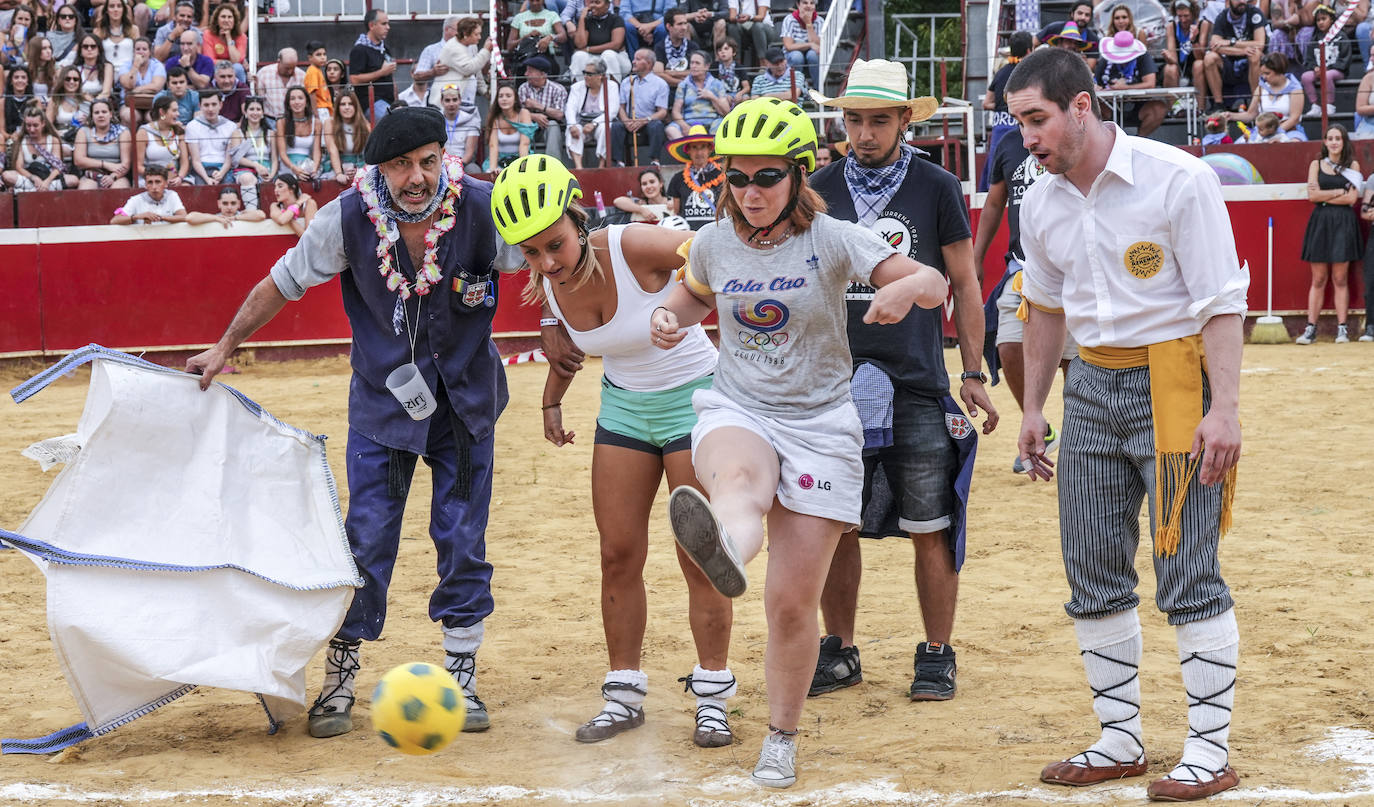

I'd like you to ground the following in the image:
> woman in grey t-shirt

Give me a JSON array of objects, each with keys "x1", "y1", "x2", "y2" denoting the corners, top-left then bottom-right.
[{"x1": 650, "y1": 98, "x2": 948, "y2": 789}]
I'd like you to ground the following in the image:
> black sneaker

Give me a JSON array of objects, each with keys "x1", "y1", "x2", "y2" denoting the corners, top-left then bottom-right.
[
  {"x1": 909, "y1": 641, "x2": 957, "y2": 701},
  {"x1": 808, "y1": 635, "x2": 861, "y2": 696}
]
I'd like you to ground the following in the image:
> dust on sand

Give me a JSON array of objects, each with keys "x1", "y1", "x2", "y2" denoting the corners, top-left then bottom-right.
[{"x1": 0, "y1": 345, "x2": 1371, "y2": 806}]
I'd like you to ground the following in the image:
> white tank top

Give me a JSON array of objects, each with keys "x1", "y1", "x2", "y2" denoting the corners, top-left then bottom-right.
[{"x1": 544, "y1": 224, "x2": 717, "y2": 392}]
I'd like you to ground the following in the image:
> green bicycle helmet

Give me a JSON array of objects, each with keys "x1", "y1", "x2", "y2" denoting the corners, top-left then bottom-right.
[
  {"x1": 714, "y1": 97, "x2": 818, "y2": 172},
  {"x1": 490, "y1": 155, "x2": 583, "y2": 245}
]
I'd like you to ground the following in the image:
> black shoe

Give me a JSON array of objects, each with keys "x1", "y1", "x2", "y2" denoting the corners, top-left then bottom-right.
[
  {"x1": 909, "y1": 641, "x2": 957, "y2": 701},
  {"x1": 808, "y1": 635, "x2": 861, "y2": 696},
  {"x1": 1205, "y1": 101, "x2": 1226, "y2": 115}
]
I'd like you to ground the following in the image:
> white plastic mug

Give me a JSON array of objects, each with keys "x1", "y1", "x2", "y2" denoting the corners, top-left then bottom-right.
[{"x1": 385, "y1": 363, "x2": 436, "y2": 421}]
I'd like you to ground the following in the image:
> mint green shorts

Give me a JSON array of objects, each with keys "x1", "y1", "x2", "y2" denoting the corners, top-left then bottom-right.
[{"x1": 595, "y1": 374, "x2": 714, "y2": 454}]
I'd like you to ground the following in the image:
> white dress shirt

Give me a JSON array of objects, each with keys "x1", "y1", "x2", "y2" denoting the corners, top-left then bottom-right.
[{"x1": 1019, "y1": 125, "x2": 1250, "y2": 348}]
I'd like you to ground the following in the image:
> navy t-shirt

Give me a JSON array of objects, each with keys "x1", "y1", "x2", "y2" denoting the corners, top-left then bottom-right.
[
  {"x1": 1210, "y1": 4, "x2": 1265, "y2": 43},
  {"x1": 666, "y1": 163, "x2": 722, "y2": 230},
  {"x1": 987, "y1": 131, "x2": 1046, "y2": 263},
  {"x1": 811, "y1": 154, "x2": 973, "y2": 397},
  {"x1": 1093, "y1": 51, "x2": 1159, "y2": 87},
  {"x1": 987, "y1": 62, "x2": 1017, "y2": 127}
]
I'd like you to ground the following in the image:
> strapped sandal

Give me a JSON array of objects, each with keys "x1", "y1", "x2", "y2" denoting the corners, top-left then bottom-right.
[
  {"x1": 575, "y1": 681, "x2": 646, "y2": 743},
  {"x1": 308, "y1": 638, "x2": 360, "y2": 738},
  {"x1": 445, "y1": 650, "x2": 490, "y2": 732},
  {"x1": 679, "y1": 672, "x2": 735, "y2": 748}
]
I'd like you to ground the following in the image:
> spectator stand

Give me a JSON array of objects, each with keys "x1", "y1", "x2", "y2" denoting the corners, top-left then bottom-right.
[{"x1": 1098, "y1": 85, "x2": 1198, "y2": 138}]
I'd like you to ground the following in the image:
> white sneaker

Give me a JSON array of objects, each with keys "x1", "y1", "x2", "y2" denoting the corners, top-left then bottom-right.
[
  {"x1": 1360, "y1": 325, "x2": 1374, "y2": 342},
  {"x1": 1335, "y1": 324, "x2": 1350, "y2": 343},
  {"x1": 1306, "y1": 103, "x2": 1322, "y2": 118},
  {"x1": 751, "y1": 733, "x2": 797, "y2": 788},
  {"x1": 1327, "y1": 103, "x2": 1338, "y2": 115},
  {"x1": 1296, "y1": 323, "x2": 1318, "y2": 345},
  {"x1": 668, "y1": 486, "x2": 747, "y2": 597}
]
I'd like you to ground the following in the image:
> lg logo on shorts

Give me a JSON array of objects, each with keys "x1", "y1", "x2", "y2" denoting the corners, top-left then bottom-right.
[{"x1": 798, "y1": 474, "x2": 831, "y2": 491}]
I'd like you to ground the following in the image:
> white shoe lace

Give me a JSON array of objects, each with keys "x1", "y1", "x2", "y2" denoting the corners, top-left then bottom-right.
[{"x1": 755, "y1": 736, "x2": 795, "y2": 780}]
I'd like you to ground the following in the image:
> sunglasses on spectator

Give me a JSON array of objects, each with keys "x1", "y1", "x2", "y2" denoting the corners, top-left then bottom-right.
[
  {"x1": 82, "y1": 43, "x2": 99, "y2": 48},
  {"x1": 725, "y1": 167, "x2": 791, "y2": 188},
  {"x1": 58, "y1": 12, "x2": 77, "y2": 18},
  {"x1": 65, "y1": 75, "x2": 81, "y2": 81}
]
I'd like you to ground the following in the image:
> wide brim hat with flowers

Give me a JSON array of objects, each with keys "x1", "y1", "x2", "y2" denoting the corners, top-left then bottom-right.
[
  {"x1": 1100, "y1": 30, "x2": 1147, "y2": 63},
  {"x1": 808, "y1": 59, "x2": 939, "y2": 120},
  {"x1": 667, "y1": 124, "x2": 716, "y2": 163}
]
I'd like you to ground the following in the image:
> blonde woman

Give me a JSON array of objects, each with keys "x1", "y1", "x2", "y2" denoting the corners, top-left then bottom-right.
[{"x1": 491, "y1": 155, "x2": 739, "y2": 749}]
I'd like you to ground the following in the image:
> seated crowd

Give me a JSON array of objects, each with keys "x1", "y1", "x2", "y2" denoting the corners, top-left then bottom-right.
[
  {"x1": 987, "y1": 0, "x2": 1374, "y2": 142},
  {"x1": 0, "y1": 0, "x2": 838, "y2": 193}
]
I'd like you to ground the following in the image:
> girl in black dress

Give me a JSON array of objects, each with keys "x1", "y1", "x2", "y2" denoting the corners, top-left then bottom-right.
[{"x1": 1299, "y1": 124, "x2": 1361, "y2": 344}]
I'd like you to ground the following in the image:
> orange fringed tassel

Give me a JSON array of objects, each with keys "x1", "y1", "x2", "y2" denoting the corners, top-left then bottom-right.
[
  {"x1": 1154, "y1": 454, "x2": 1238, "y2": 557},
  {"x1": 1154, "y1": 451, "x2": 1201, "y2": 557}
]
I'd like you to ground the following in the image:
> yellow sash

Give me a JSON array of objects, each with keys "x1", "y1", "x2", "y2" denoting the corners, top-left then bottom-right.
[{"x1": 1078, "y1": 336, "x2": 1237, "y2": 557}]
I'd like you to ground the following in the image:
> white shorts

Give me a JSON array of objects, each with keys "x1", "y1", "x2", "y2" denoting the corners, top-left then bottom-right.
[
  {"x1": 995, "y1": 262, "x2": 1078, "y2": 362},
  {"x1": 690, "y1": 388, "x2": 864, "y2": 528}
]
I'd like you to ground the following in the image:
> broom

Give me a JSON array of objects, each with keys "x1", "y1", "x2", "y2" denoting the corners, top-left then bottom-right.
[{"x1": 1249, "y1": 216, "x2": 1290, "y2": 343}]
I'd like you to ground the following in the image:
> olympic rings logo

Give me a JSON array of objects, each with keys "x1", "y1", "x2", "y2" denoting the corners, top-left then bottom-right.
[{"x1": 737, "y1": 330, "x2": 789, "y2": 352}]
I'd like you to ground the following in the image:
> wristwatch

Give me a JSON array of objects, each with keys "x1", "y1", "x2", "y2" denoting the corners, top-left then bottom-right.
[{"x1": 960, "y1": 371, "x2": 988, "y2": 384}]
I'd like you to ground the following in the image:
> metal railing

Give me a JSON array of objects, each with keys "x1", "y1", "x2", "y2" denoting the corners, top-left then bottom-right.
[
  {"x1": 818, "y1": 0, "x2": 854, "y2": 93},
  {"x1": 890, "y1": 12, "x2": 964, "y2": 100},
  {"x1": 263, "y1": 0, "x2": 486, "y2": 22}
]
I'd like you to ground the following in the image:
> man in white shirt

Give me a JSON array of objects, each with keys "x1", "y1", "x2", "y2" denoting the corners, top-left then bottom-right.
[
  {"x1": 111, "y1": 165, "x2": 188, "y2": 224},
  {"x1": 1008, "y1": 47, "x2": 1247, "y2": 802},
  {"x1": 186, "y1": 91, "x2": 243, "y2": 185}
]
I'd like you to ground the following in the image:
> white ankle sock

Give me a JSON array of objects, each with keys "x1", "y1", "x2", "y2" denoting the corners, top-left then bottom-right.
[
  {"x1": 685, "y1": 665, "x2": 736, "y2": 727},
  {"x1": 316, "y1": 638, "x2": 360, "y2": 710},
  {"x1": 1169, "y1": 609, "x2": 1238, "y2": 781},
  {"x1": 601, "y1": 669, "x2": 648, "y2": 720},
  {"x1": 1073, "y1": 610, "x2": 1144, "y2": 765}
]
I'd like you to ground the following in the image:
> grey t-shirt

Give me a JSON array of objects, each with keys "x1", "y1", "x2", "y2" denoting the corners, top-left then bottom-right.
[{"x1": 690, "y1": 213, "x2": 896, "y2": 417}]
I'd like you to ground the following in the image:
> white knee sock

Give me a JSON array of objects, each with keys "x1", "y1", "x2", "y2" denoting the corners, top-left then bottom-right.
[
  {"x1": 1169, "y1": 609, "x2": 1239, "y2": 782},
  {"x1": 313, "y1": 638, "x2": 360, "y2": 713},
  {"x1": 600, "y1": 669, "x2": 648, "y2": 720},
  {"x1": 1073, "y1": 610, "x2": 1145, "y2": 765}
]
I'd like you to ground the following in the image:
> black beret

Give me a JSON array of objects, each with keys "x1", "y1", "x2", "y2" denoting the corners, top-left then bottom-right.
[
  {"x1": 362, "y1": 106, "x2": 447, "y2": 165},
  {"x1": 523, "y1": 55, "x2": 555, "y2": 75}
]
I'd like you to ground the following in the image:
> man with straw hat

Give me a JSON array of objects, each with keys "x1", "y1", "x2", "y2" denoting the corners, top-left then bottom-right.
[
  {"x1": 1007, "y1": 47, "x2": 1246, "y2": 800},
  {"x1": 665, "y1": 124, "x2": 725, "y2": 230},
  {"x1": 807, "y1": 59, "x2": 996, "y2": 704}
]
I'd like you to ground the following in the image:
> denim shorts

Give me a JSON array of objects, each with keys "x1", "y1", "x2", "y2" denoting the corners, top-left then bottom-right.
[
  {"x1": 861, "y1": 388, "x2": 957, "y2": 535},
  {"x1": 595, "y1": 374, "x2": 713, "y2": 454}
]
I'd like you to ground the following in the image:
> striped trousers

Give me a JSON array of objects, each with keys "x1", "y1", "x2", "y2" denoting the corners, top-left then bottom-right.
[{"x1": 1057, "y1": 359, "x2": 1233, "y2": 626}]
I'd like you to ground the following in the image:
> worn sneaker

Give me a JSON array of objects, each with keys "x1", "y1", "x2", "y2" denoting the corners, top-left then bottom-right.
[
  {"x1": 751, "y1": 732, "x2": 798, "y2": 788},
  {"x1": 444, "y1": 650, "x2": 491, "y2": 732},
  {"x1": 908, "y1": 641, "x2": 957, "y2": 701},
  {"x1": 1360, "y1": 324, "x2": 1374, "y2": 342},
  {"x1": 1012, "y1": 455, "x2": 1028, "y2": 474},
  {"x1": 668, "y1": 486, "x2": 747, "y2": 597},
  {"x1": 808, "y1": 635, "x2": 862, "y2": 696},
  {"x1": 1335, "y1": 324, "x2": 1350, "y2": 343},
  {"x1": 1296, "y1": 323, "x2": 1318, "y2": 345},
  {"x1": 1044, "y1": 423, "x2": 1060, "y2": 456}
]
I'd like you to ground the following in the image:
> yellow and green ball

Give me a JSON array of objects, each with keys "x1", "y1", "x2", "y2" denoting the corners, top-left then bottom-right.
[{"x1": 370, "y1": 662, "x2": 465, "y2": 755}]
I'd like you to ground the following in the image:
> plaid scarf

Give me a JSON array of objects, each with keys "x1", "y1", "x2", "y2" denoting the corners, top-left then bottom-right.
[
  {"x1": 354, "y1": 32, "x2": 387, "y2": 55},
  {"x1": 843, "y1": 143, "x2": 914, "y2": 228}
]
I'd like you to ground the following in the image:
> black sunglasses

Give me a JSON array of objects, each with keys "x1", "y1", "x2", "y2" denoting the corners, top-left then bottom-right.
[
  {"x1": 725, "y1": 167, "x2": 791, "y2": 189},
  {"x1": 58, "y1": 11, "x2": 77, "y2": 18}
]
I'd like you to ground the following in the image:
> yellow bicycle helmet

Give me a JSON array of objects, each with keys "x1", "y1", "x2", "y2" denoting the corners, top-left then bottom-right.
[
  {"x1": 490, "y1": 155, "x2": 583, "y2": 245},
  {"x1": 714, "y1": 97, "x2": 818, "y2": 172}
]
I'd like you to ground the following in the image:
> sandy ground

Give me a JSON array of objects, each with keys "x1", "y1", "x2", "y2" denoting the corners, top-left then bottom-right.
[{"x1": 0, "y1": 344, "x2": 1372, "y2": 807}]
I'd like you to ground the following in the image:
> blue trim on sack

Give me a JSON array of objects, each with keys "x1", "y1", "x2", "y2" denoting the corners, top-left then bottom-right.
[
  {"x1": 2, "y1": 345, "x2": 362, "y2": 752},
  {"x1": 1, "y1": 723, "x2": 94, "y2": 755}
]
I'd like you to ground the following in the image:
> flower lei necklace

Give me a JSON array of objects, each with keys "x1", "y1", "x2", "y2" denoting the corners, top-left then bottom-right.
[
  {"x1": 683, "y1": 158, "x2": 724, "y2": 193},
  {"x1": 355, "y1": 155, "x2": 464, "y2": 300}
]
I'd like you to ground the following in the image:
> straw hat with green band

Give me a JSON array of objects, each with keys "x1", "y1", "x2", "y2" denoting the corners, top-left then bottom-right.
[
  {"x1": 808, "y1": 59, "x2": 939, "y2": 119},
  {"x1": 490, "y1": 155, "x2": 583, "y2": 245}
]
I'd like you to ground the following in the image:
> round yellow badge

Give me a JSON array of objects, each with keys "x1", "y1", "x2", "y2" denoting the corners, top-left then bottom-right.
[{"x1": 1123, "y1": 241, "x2": 1164, "y2": 279}]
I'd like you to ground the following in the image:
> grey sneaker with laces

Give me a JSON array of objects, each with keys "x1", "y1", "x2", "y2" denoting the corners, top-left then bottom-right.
[
  {"x1": 668, "y1": 486, "x2": 747, "y2": 597},
  {"x1": 1296, "y1": 323, "x2": 1318, "y2": 345},
  {"x1": 751, "y1": 732, "x2": 797, "y2": 788},
  {"x1": 1361, "y1": 324, "x2": 1374, "y2": 342},
  {"x1": 444, "y1": 650, "x2": 491, "y2": 732},
  {"x1": 1336, "y1": 324, "x2": 1350, "y2": 343}
]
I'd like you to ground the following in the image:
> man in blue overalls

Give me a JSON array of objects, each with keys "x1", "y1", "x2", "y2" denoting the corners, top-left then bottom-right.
[{"x1": 187, "y1": 106, "x2": 515, "y2": 738}]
